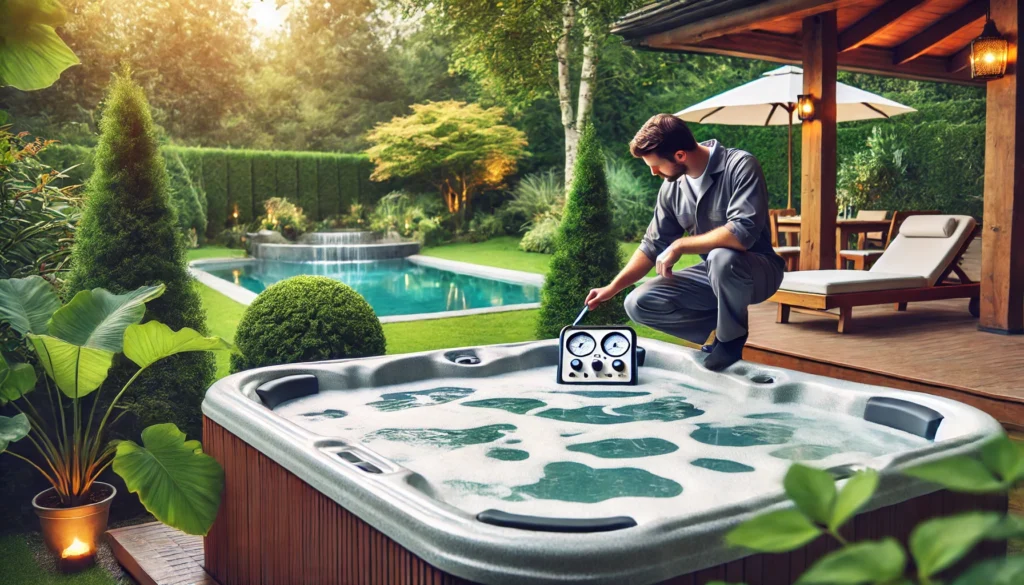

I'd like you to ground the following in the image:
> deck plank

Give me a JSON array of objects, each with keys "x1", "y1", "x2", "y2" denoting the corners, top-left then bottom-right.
[{"x1": 107, "y1": 523, "x2": 217, "y2": 585}]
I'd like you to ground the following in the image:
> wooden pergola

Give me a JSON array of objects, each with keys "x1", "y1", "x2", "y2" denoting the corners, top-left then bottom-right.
[{"x1": 613, "y1": 0, "x2": 1024, "y2": 335}]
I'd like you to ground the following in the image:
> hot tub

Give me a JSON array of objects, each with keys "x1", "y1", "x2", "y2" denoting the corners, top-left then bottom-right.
[{"x1": 201, "y1": 338, "x2": 1007, "y2": 585}]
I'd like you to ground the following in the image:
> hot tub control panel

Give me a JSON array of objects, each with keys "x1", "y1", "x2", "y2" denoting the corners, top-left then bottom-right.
[{"x1": 557, "y1": 326, "x2": 638, "y2": 385}]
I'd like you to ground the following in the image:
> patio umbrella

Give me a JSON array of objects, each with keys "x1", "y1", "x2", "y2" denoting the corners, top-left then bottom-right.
[{"x1": 676, "y1": 65, "x2": 915, "y2": 209}]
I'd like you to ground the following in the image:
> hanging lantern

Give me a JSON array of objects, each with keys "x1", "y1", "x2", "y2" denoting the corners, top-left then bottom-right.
[
  {"x1": 970, "y1": 18, "x2": 1009, "y2": 80},
  {"x1": 796, "y1": 94, "x2": 815, "y2": 121}
]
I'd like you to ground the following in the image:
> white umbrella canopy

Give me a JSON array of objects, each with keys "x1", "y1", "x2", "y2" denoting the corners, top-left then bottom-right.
[{"x1": 676, "y1": 66, "x2": 916, "y2": 207}]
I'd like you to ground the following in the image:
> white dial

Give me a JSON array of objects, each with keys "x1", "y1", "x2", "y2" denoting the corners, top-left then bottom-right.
[
  {"x1": 601, "y1": 332, "x2": 630, "y2": 357},
  {"x1": 567, "y1": 332, "x2": 596, "y2": 356}
]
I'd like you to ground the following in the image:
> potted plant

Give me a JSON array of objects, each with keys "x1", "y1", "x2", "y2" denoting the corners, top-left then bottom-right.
[{"x1": 0, "y1": 276, "x2": 234, "y2": 569}]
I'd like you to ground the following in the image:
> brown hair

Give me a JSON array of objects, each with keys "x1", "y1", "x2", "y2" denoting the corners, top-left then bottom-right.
[{"x1": 629, "y1": 114, "x2": 698, "y2": 159}]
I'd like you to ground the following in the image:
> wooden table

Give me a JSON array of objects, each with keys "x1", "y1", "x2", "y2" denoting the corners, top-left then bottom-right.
[{"x1": 776, "y1": 216, "x2": 892, "y2": 269}]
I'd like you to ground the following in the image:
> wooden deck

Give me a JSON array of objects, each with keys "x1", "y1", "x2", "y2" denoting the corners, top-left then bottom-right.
[{"x1": 744, "y1": 294, "x2": 1024, "y2": 430}]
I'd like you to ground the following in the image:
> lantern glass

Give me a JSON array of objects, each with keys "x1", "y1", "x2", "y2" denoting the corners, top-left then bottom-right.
[
  {"x1": 970, "y1": 20, "x2": 1008, "y2": 80},
  {"x1": 796, "y1": 94, "x2": 815, "y2": 121}
]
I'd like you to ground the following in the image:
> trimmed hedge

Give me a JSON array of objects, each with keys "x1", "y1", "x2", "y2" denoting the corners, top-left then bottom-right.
[
  {"x1": 318, "y1": 156, "x2": 341, "y2": 218},
  {"x1": 38, "y1": 146, "x2": 383, "y2": 230},
  {"x1": 297, "y1": 154, "x2": 319, "y2": 218},
  {"x1": 227, "y1": 151, "x2": 254, "y2": 224},
  {"x1": 201, "y1": 150, "x2": 228, "y2": 239},
  {"x1": 251, "y1": 151, "x2": 277, "y2": 219},
  {"x1": 231, "y1": 276, "x2": 386, "y2": 372}
]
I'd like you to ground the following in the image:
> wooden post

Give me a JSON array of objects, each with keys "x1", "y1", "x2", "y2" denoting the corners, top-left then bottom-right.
[
  {"x1": 800, "y1": 12, "x2": 838, "y2": 271},
  {"x1": 980, "y1": 0, "x2": 1024, "y2": 334}
]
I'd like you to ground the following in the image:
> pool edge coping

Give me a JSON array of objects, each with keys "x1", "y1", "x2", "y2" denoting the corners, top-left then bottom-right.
[{"x1": 188, "y1": 255, "x2": 542, "y2": 322}]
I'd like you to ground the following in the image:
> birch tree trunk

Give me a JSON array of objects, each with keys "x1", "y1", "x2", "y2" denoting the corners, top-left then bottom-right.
[
  {"x1": 577, "y1": 15, "x2": 599, "y2": 134},
  {"x1": 557, "y1": 0, "x2": 577, "y2": 190}
]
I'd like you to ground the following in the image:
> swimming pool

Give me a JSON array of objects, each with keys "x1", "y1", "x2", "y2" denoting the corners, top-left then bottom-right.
[
  {"x1": 199, "y1": 258, "x2": 540, "y2": 317},
  {"x1": 202, "y1": 338, "x2": 1006, "y2": 584}
]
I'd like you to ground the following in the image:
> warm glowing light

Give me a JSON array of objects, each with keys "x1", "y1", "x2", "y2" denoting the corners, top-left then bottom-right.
[
  {"x1": 970, "y1": 18, "x2": 1008, "y2": 80},
  {"x1": 984, "y1": 52, "x2": 996, "y2": 63},
  {"x1": 796, "y1": 94, "x2": 815, "y2": 121},
  {"x1": 232, "y1": 204, "x2": 240, "y2": 219},
  {"x1": 62, "y1": 538, "x2": 90, "y2": 558}
]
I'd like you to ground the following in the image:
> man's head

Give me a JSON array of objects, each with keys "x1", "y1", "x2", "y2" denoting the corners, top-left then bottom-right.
[{"x1": 629, "y1": 114, "x2": 698, "y2": 181}]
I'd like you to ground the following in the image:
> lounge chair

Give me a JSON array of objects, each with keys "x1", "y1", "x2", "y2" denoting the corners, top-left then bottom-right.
[
  {"x1": 769, "y1": 209, "x2": 800, "y2": 271},
  {"x1": 838, "y1": 210, "x2": 939, "y2": 270},
  {"x1": 770, "y1": 215, "x2": 980, "y2": 333}
]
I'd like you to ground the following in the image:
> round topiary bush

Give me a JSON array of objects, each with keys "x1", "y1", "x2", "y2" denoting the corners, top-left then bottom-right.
[{"x1": 231, "y1": 276, "x2": 386, "y2": 371}]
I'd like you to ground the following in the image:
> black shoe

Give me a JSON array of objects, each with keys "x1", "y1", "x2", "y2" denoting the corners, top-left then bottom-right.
[{"x1": 703, "y1": 335, "x2": 748, "y2": 372}]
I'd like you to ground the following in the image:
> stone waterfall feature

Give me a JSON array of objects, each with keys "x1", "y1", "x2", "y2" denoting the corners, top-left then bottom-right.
[{"x1": 247, "y1": 230, "x2": 420, "y2": 262}]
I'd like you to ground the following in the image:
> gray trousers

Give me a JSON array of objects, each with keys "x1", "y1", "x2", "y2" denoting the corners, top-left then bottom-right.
[{"x1": 624, "y1": 248, "x2": 785, "y2": 346}]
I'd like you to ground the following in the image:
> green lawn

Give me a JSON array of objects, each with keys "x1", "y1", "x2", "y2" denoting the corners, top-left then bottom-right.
[
  {"x1": 186, "y1": 245, "x2": 246, "y2": 261},
  {"x1": 419, "y1": 236, "x2": 702, "y2": 277}
]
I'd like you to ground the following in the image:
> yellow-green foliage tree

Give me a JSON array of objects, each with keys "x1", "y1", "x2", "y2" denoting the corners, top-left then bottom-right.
[{"x1": 366, "y1": 100, "x2": 528, "y2": 228}]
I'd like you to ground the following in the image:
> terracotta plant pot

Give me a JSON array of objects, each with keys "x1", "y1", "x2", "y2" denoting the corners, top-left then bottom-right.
[{"x1": 32, "y1": 482, "x2": 116, "y2": 570}]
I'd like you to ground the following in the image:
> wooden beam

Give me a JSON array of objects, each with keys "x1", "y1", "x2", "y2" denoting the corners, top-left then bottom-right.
[
  {"x1": 948, "y1": 42, "x2": 973, "y2": 72},
  {"x1": 893, "y1": 0, "x2": 988, "y2": 64},
  {"x1": 838, "y1": 0, "x2": 929, "y2": 53},
  {"x1": 980, "y1": 0, "x2": 1024, "y2": 334},
  {"x1": 800, "y1": 11, "x2": 838, "y2": 271},
  {"x1": 643, "y1": 0, "x2": 844, "y2": 46},
  {"x1": 661, "y1": 31, "x2": 982, "y2": 85}
]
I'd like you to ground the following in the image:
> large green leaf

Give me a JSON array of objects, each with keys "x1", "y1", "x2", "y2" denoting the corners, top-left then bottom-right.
[
  {"x1": 47, "y1": 284, "x2": 165, "y2": 352},
  {"x1": 0, "y1": 354, "x2": 37, "y2": 405},
  {"x1": 123, "y1": 321, "x2": 235, "y2": 369},
  {"x1": 112, "y1": 423, "x2": 224, "y2": 536},
  {"x1": 910, "y1": 512, "x2": 1002, "y2": 579},
  {"x1": 0, "y1": 413, "x2": 30, "y2": 453},
  {"x1": 986, "y1": 514, "x2": 1024, "y2": 541},
  {"x1": 726, "y1": 509, "x2": 822, "y2": 553},
  {"x1": 980, "y1": 435, "x2": 1024, "y2": 484},
  {"x1": 796, "y1": 538, "x2": 906, "y2": 584},
  {"x1": 0, "y1": 275, "x2": 61, "y2": 336},
  {"x1": 784, "y1": 464, "x2": 836, "y2": 525},
  {"x1": 0, "y1": 23, "x2": 79, "y2": 91},
  {"x1": 951, "y1": 555, "x2": 1024, "y2": 585},
  {"x1": 904, "y1": 456, "x2": 1005, "y2": 493},
  {"x1": 829, "y1": 469, "x2": 879, "y2": 532},
  {"x1": 29, "y1": 334, "x2": 114, "y2": 399}
]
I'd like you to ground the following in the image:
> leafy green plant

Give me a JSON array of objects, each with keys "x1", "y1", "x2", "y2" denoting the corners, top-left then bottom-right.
[
  {"x1": 519, "y1": 216, "x2": 560, "y2": 254},
  {"x1": 501, "y1": 169, "x2": 564, "y2": 234},
  {"x1": 166, "y1": 151, "x2": 207, "y2": 247},
  {"x1": 605, "y1": 156, "x2": 656, "y2": 242},
  {"x1": 713, "y1": 433, "x2": 1024, "y2": 585},
  {"x1": 0, "y1": 276, "x2": 234, "y2": 535},
  {"x1": 368, "y1": 191, "x2": 428, "y2": 239},
  {"x1": 0, "y1": 0, "x2": 80, "y2": 90},
  {"x1": 0, "y1": 128, "x2": 81, "y2": 284},
  {"x1": 466, "y1": 213, "x2": 506, "y2": 242},
  {"x1": 260, "y1": 196, "x2": 309, "y2": 240},
  {"x1": 837, "y1": 126, "x2": 909, "y2": 215}
]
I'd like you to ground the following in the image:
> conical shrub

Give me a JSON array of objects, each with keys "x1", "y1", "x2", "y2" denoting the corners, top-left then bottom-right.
[
  {"x1": 537, "y1": 123, "x2": 632, "y2": 338},
  {"x1": 64, "y1": 70, "x2": 214, "y2": 440}
]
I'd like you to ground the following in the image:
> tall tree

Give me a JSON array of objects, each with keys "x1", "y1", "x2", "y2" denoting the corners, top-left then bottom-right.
[{"x1": 396, "y1": 0, "x2": 642, "y2": 188}]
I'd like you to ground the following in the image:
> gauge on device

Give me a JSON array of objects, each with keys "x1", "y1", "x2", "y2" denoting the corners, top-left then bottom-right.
[
  {"x1": 566, "y1": 332, "x2": 596, "y2": 356},
  {"x1": 601, "y1": 332, "x2": 630, "y2": 357}
]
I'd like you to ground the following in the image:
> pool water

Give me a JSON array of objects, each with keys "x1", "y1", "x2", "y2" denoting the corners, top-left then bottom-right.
[
  {"x1": 204, "y1": 259, "x2": 540, "y2": 317},
  {"x1": 275, "y1": 365, "x2": 928, "y2": 519}
]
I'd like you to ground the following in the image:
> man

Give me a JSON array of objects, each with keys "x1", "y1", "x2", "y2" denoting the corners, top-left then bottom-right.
[{"x1": 585, "y1": 114, "x2": 785, "y2": 371}]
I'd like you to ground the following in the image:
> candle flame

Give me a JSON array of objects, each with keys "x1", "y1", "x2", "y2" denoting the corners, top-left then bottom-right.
[{"x1": 62, "y1": 538, "x2": 90, "y2": 558}]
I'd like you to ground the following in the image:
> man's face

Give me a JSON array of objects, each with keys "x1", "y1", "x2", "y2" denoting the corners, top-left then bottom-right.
[{"x1": 640, "y1": 151, "x2": 687, "y2": 181}]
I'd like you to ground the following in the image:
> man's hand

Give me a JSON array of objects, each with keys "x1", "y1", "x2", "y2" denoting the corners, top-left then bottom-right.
[
  {"x1": 656, "y1": 245, "x2": 683, "y2": 278},
  {"x1": 585, "y1": 285, "x2": 618, "y2": 310}
]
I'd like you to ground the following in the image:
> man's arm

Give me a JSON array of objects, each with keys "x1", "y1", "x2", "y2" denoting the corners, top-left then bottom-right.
[{"x1": 666, "y1": 225, "x2": 745, "y2": 256}]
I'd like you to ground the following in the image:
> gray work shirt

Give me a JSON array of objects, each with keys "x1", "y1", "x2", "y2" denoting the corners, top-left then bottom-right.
[{"x1": 638, "y1": 139, "x2": 782, "y2": 264}]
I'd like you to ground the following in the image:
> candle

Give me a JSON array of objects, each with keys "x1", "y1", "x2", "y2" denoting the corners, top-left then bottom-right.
[{"x1": 59, "y1": 537, "x2": 95, "y2": 572}]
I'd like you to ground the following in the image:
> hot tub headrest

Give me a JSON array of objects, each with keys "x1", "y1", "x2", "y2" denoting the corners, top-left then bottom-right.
[
  {"x1": 899, "y1": 216, "x2": 957, "y2": 238},
  {"x1": 255, "y1": 374, "x2": 319, "y2": 408}
]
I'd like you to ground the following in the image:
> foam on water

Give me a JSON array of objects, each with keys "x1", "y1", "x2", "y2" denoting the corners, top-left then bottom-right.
[{"x1": 273, "y1": 366, "x2": 927, "y2": 519}]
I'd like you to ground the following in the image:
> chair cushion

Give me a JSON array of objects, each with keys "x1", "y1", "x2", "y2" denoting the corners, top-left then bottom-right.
[
  {"x1": 900, "y1": 216, "x2": 957, "y2": 238},
  {"x1": 838, "y1": 249, "x2": 884, "y2": 257},
  {"x1": 871, "y1": 215, "x2": 976, "y2": 286},
  {"x1": 774, "y1": 246, "x2": 800, "y2": 254},
  {"x1": 779, "y1": 271, "x2": 928, "y2": 295}
]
